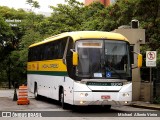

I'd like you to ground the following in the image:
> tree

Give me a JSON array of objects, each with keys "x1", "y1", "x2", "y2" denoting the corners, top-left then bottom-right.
[
  {"x1": 9, "y1": 29, "x2": 42, "y2": 84},
  {"x1": 49, "y1": 0, "x2": 84, "y2": 33},
  {"x1": 0, "y1": 5, "x2": 43, "y2": 86},
  {"x1": 26, "y1": 0, "x2": 40, "y2": 11},
  {"x1": 133, "y1": 0, "x2": 160, "y2": 64},
  {"x1": 0, "y1": 16, "x2": 14, "y2": 59}
]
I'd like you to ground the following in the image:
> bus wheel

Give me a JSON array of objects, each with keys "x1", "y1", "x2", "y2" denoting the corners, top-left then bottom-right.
[
  {"x1": 34, "y1": 84, "x2": 39, "y2": 100},
  {"x1": 60, "y1": 88, "x2": 66, "y2": 109},
  {"x1": 102, "y1": 105, "x2": 111, "y2": 111}
]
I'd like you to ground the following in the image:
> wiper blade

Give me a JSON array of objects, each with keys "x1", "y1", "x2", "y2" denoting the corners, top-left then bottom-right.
[{"x1": 106, "y1": 65, "x2": 122, "y2": 79}]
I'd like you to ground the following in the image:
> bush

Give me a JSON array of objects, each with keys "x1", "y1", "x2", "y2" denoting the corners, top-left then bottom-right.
[{"x1": 153, "y1": 96, "x2": 160, "y2": 104}]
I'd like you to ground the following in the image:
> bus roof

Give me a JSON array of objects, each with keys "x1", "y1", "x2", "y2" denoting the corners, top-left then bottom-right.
[{"x1": 29, "y1": 31, "x2": 128, "y2": 48}]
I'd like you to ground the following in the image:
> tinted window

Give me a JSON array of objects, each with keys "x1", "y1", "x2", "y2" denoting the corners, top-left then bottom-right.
[{"x1": 28, "y1": 38, "x2": 67, "y2": 61}]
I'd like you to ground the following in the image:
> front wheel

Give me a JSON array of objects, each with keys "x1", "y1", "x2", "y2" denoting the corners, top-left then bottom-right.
[
  {"x1": 102, "y1": 105, "x2": 111, "y2": 110},
  {"x1": 34, "y1": 85, "x2": 39, "y2": 100},
  {"x1": 60, "y1": 88, "x2": 66, "y2": 109}
]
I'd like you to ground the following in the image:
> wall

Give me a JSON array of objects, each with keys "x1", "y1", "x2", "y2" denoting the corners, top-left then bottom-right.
[
  {"x1": 85, "y1": 0, "x2": 99, "y2": 6},
  {"x1": 140, "y1": 82, "x2": 152, "y2": 102},
  {"x1": 100, "y1": 0, "x2": 110, "y2": 6}
]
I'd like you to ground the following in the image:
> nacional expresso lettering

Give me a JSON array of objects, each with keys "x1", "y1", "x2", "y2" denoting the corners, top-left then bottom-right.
[{"x1": 42, "y1": 64, "x2": 59, "y2": 69}]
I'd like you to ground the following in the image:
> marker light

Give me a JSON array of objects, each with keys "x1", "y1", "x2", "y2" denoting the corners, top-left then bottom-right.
[{"x1": 85, "y1": 93, "x2": 88, "y2": 96}]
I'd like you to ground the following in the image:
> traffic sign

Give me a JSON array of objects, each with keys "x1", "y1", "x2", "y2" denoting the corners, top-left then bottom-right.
[{"x1": 146, "y1": 51, "x2": 157, "y2": 67}]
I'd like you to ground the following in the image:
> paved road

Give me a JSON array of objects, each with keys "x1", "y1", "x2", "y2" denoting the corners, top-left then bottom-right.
[{"x1": 0, "y1": 89, "x2": 159, "y2": 120}]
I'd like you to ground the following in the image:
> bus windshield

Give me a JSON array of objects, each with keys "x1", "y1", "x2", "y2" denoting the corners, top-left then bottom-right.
[{"x1": 75, "y1": 40, "x2": 131, "y2": 80}]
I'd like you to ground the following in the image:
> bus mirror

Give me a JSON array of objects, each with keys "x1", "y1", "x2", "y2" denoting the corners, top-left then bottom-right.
[
  {"x1": 73, "y1": 52, "x2": 78, "y2": 66},
  {"x1": 138, "y1": 54, "x2": 142, "y2": 68}
]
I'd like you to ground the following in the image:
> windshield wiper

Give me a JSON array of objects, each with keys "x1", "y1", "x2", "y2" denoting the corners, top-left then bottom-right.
[{"x1": 106, "y1": 65, "x2": 122, "y2": 79}]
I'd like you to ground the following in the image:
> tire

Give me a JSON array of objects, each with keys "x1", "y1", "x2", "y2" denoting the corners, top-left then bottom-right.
[
  {"x1": 34, "y1": 84, "x2": 39, "y2": 100},
  {"x1": 60, "y1": 88, "x2": 66, "y2": 109},
  {"x1": 102, "y1": 105, "x2": 111, "y2": 110}
]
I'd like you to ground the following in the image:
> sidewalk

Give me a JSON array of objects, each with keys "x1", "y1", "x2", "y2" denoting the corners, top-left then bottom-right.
[{"x1": 131, "y1": 101, "x2": 160, "y2": 110}]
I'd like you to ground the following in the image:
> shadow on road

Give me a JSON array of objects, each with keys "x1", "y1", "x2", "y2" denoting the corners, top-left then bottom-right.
[
  {"x1": 35, "y1": 95, "x2": 125, "y2": 113},
  {"x1": 36, "y1": 95, "x2": 60, "y2": 104},
  {"x1": 72, "y1": 106, "x2": 121, "y2": 112}
]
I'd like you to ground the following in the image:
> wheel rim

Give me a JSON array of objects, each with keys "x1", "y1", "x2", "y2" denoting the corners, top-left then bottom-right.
[
  {"x1": 35, "y1": 91, "x2": 37, "y2": 97},
  {"x1": 61, "y1": 93, "x2": 64, "y2": 104}
]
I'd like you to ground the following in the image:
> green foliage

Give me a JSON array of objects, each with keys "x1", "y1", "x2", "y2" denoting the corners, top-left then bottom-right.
[
  {"x1": 49, "y1": 0, "x2": 84, "y2": 33},
  {"x1": 26, "y1": 0, "x2": 40, "y2": 10},
  {"x1": 0, "y1": 5, "x2": 43, "y2": 85},
  {"x1": 0, "y1": 15, "x2": 14, "y2": 44},
  {"x1": 153, "y1": 96, "x2": 160, "y2": 104},
  {"x1": 133, "y1": 0, "x2": 160, "y2": 66},
  {"x1": 9, "y1": 29, "x2": 42, "y2": 84}
]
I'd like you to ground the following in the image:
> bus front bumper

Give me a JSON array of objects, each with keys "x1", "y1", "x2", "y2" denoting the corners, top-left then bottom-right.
[{"x1": 73, "y1": 91, "x2": 132, "y2": 106}]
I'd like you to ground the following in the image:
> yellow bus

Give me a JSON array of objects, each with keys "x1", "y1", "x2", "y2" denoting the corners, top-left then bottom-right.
[{"x1": 27, "y1": 31, "x2": 142, "y2": 109}]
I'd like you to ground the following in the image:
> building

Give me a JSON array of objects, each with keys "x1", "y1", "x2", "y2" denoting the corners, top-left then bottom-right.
[{"x1": 84, "y1": 0, "x2": 115, "y2": 6}]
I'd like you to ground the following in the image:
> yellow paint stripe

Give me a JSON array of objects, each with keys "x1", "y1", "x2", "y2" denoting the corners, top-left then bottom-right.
[{"x1": 27, "y1": 59, "x2": 67, "y2": 72}]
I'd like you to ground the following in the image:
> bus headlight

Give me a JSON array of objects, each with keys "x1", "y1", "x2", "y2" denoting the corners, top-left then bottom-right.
[
  {"x1": 80, "y1": 93, "x2": 88, "y2": 97},
  {"x1": 123, "y1": 93, "x2": 129, "y2": 97},
  {"x1": 80, "y1": 93, "x2": 84, "y2": 97}
]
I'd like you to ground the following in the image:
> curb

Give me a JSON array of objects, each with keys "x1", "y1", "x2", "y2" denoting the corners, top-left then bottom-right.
[{"x1": 131, "y1": 104, "x2": 160, "y2": 110}]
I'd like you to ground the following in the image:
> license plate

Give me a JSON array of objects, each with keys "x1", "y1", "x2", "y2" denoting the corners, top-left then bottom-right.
[{"x1": 101, "y1": 95, "x2": 110, "y2": 99}]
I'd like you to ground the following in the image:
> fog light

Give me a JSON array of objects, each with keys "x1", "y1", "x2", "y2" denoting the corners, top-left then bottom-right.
[
  {"x1": 124, "y1": 101, "x2": 128, "y2": 104},
  {"x1": 80, "y1": 101, "x2": 86, "y2": 104}
]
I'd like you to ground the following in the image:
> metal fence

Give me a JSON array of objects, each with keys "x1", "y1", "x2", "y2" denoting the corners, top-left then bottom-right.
[{"x1": 141, "y1": 67, "x2": 160, "y2": 99}]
